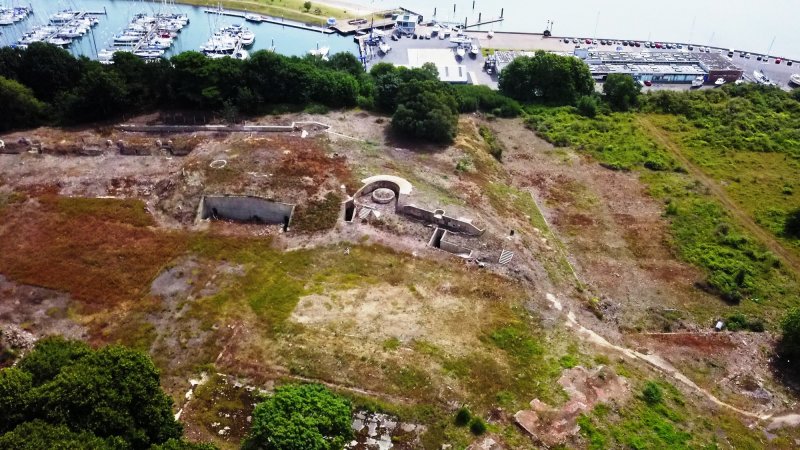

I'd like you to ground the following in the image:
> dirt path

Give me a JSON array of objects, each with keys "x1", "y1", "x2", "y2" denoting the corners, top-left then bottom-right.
[
  {"x1": 637, "y1": 116, "x2": 800, "y2": 276},
  {"x1": 545, "y1": 293, "x2": 800, "y2": 426}
]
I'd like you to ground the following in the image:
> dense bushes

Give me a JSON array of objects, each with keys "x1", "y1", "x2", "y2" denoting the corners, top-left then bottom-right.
[
  {"x1": 0, "y1": 43, "x2": 367, "y2": 130},
  {"x1": 453, "y1": 84, "x2": 522, "y2": 117},
  {"x1": 641, "y1": 84, "x2": 800, "y2": 155}
]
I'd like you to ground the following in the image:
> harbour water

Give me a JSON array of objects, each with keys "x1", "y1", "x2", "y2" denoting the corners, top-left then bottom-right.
[
  {"x1": 1, "y1": 0, "x2": 797, "y2": 61},
  {"x1": 0, "y1": 0, "x2": 357, "y2": 58},
  {"x1": 380, "y1": 0, "x2": 799, "y2": 60}
]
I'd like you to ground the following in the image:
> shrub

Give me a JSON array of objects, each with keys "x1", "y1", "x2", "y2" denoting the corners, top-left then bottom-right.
[
  {"x1": 780, "y1": 308, "x2": 800, "y2": 358},
  {"x1": 469, "y1": 417, "x2": 487, "y2": 435},
  {"x1": 454, "y1": 407, "x2": 471, "y2": 426},
  {"x1": 785, "y1": 209, "x2": 800, "y2": 238},
  {"x1": 642, "y1": 381, "x2": 663, "y2": 405},
  {"x1": 243, "y1": 384, "x2": 352, "y2": 450},
  {"x1": 479, "y1": 125, "x2": 504, "y2": 161},
  {"x1": 576, "y1": 95, "x2": 598, "y2": 118}
]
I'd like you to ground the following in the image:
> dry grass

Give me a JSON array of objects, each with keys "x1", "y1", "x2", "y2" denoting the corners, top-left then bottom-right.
[{"x1": 0, "y1": 196, "x2": 186, "y2": 309}]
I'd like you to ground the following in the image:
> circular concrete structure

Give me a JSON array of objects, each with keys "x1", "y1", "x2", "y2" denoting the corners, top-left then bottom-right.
[{"x1": 372, "y1": 187, "x2": 396, "y2": 204}]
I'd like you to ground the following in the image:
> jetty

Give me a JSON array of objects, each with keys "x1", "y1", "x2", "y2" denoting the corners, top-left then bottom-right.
[{"x1": 203, "y1": 8, "x2": 334, "y2": 34}]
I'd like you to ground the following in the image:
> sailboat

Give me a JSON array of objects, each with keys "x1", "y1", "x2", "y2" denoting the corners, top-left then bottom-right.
[{"x1": 309, "y1": 42, "x2": 329, "y2": 58}]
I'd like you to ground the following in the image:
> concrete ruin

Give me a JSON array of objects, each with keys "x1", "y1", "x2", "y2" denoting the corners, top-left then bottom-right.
[
  {"x1": 345, "y1": 175, "x2": 487, "y2": 258},
  {"x1": 197, "y1": 195, "x2": 295, "y2": 229}
]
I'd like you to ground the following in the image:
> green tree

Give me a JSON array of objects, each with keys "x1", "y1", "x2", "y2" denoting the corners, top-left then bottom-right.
[
  {"x1": 0, "y1": 76, "x2": 47, "y2": 131},
  {"x1": 498, "y1": 51, "x2": 594, "y2": 104},
  {"x1": 17, "y1": 336, "x2": 90, "y2": 386},
  {"x1": 56, "y1": 62, "x2": 129, "y2": 123},
  {"x1": 2, "y1": 338, "x2": 184, "y2": 449},
  {"x1": 0, "y1": 368, "x2": 32, "y2": 433},
  {"x1": 603, "y1": 74, "x2": 642, "y2": 111},
  {"x1": 0, "y1": 421, "x2": 127, "y2": 450},
  {"x1": 17, "y1": 42, "x2": 81, "y2": 102},
  {"x1": 243, "y1": 384, "x2": 352, "y2": 450},
  {"x1": 392, "y1": 79, "x2": 459, "y2": 143},
  {"x1": 0, "y1": 46, "x2": 22, "y2": 80},
  {"x1": 780, "y1": 307, "x2": 800, "y2": 358},
  {"x1": 303, "y1": 1, "x2": 312, "y2": 11},
  {"x1": 33, "y1": 345, "x2": 182, "y2": 448}
]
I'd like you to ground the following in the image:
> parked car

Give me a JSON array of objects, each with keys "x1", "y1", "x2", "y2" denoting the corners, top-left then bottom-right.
[
  {"x1": 572, "y1": 38, "x2": 579, "y2": 43},
  {"x1": 634, "y1": 41, "x2": 641, "y2": 47},
  {"x1": 655, "y1": 42, "x2": 662, "y2": 48},
  {"x1": 564, "y1": 38, "x2": 570, "y2": 43},
  {"x1": 644, "y1": 80, "x2": 652, "y2": 86},
  {"x1": 776, "y1": 58, "x2": 782, "y2": 64},
  {"x1": 687, "y1": 45, "x2": 694, "y2": 51},
  {"x1": 585, "y1": 38, "x2": 592, "y2": 44}
]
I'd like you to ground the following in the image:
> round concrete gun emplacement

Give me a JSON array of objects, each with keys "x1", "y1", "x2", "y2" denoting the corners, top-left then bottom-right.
[{"x1": 371, "y1": 187, "x2": 396, "y2": 204}]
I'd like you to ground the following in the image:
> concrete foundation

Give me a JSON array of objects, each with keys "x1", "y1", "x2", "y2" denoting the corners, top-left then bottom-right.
[
  {"x1": 198, "y1": 195, "x2": 295, "y2": 228},
  {"x1": 428, "y1": 228, "x2": 473, "y2": 258}
]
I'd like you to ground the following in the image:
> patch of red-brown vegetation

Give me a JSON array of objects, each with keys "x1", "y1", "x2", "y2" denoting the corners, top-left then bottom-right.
[{"x1": 0, "y1": 195, "x2": 187, "y2": 310}]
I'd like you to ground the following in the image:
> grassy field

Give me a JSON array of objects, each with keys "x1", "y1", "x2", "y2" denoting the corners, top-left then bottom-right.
[
  {"x1": 0, "y1": 193, "x2": 574, "y2": 447},
  {"x1": 524, "y1": 106, "x2": 800, "y2": 323}
]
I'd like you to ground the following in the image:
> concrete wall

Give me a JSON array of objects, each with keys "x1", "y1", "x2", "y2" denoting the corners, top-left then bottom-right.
[
  {"x1": 199, "y1": 195, "x2": 295, "y2": 226},
  {"x1": 401, "y1": 205, "x2": 484, "y2": 236},
  {"x1": 439, "y1": 231, "x2": 473, "y2": 258}
]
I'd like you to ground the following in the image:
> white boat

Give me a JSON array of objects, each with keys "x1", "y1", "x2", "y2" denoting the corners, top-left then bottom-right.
[
  {"x1": 790, "y1": 74, "x2": 800, "y2": 86},
  {"x1": 487, "y1": 30, "x2": 494, "y2": 38},
  {"x1": 753, "y1": 70, "x2": 775, "y2": 86},
  {"x1": 244, "y1": 13, "x2": 261, "y2": 22},
  {"x1": 691, "y1": 76, "x2": 704, "y2": 88},
  {"x1": 714, "y1": 77, "x2": 726, "y2": 87},
  {"x1": 469, "y1": 43, "x2": 479, "y2": 56},
  {"x1": 309, "y1": 44, "x2": 329, "y2": 57},
  {"x1": 450, "y1": 36, "x2": 471, "y2": 44},
  {"x1": 455, "y1": 46, "x2": 466, "y2": 58},
  {"x1": 378, "y1": 43, "x2": 391, "y2": 54}
]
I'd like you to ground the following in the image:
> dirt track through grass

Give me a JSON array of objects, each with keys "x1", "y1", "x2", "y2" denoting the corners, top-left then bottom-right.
[{"x1": 637, "y1": 115, "x2": 800, "y2": 278}]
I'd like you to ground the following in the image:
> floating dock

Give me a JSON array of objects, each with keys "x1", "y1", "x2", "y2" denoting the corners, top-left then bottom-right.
[{"x1": 203, "y1": 8, "x2": 334, "y2": 34}]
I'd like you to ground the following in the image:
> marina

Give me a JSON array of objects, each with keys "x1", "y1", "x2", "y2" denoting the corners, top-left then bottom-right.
[
  {"x1": 98, "y1": 11, "x2": 188, "y2": 63},
  {"x1": 0, "y1": 4, "x2": 32, "y2": 26},
  {"x1": 15, "y1": 8, "x2": 104, "y2": 49}
]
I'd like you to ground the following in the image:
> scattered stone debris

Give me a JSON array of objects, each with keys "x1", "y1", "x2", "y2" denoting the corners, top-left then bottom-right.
[
  {"x1": 514, "y1": 366, "x2": 630, "y2": 447},
  {"x1": 346, "y1": 411, "x2": 425, "y2": 450}
]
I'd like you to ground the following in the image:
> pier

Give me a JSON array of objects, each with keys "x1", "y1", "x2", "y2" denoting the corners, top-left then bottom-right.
[{"x1": 203, "y1": 8, "x2": 334, "y2": 34}]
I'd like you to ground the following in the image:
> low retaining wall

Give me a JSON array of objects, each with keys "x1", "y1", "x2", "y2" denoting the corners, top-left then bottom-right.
[
  {"x1": 198, "y1": 195, "x2": 295, "y2": 227},
  {"x1": 401, "y1": 205, "x2": 483, "y2": 236},
  {"x1": 115, "y1": 121, "x2": 331, "y2": 134}
]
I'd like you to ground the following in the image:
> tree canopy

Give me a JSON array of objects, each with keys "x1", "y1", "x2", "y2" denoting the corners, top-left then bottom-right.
[
  {"x1": 0, "y1": 336, "x2": 196, "y2": 449},
  {"x1": 603, "y1": 74, "x2": 642, "y2": 111},
  {"x1": 498, "y1": 51, "x2": 594, "y2": 105},
  {"x1": 243, "y1": 384, "x2": 352, "y2": 450}
]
